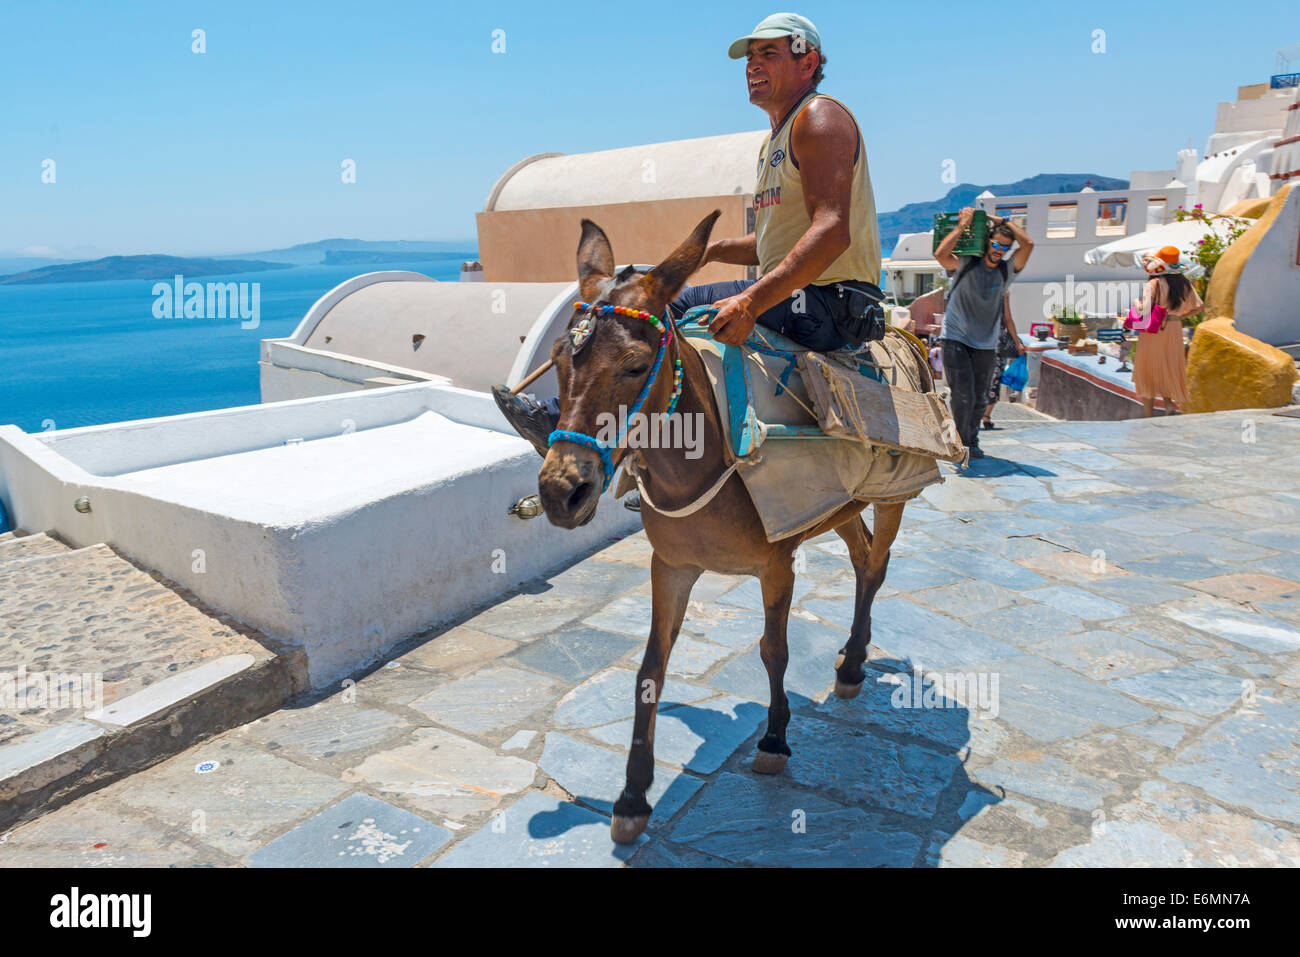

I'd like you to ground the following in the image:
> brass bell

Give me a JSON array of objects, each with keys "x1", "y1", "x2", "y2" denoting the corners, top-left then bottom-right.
[{"x1": 509, "y1": 494, "x2": 544, "y2": 519}]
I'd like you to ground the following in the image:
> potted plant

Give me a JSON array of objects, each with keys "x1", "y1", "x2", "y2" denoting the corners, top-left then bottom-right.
[{"x1": 1053, "y1": 306, "x2": 1088, "y2": 344}]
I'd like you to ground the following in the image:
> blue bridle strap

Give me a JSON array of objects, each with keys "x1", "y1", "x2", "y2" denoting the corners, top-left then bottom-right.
[
  {"x1": 547, "y1": 308, "x2": 672, "y2": 493},
  {"x1": 546, "y1": 428, "x2": 614, "y2": 487}
]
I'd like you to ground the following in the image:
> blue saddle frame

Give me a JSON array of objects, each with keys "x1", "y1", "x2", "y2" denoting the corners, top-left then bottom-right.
[{"x1": 678, "y1": 307, "x2": 827, "y2": 458}]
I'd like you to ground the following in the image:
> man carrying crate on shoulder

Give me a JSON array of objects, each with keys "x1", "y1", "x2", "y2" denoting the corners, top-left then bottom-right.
[{"x1": 934, "y1": 207, "x2": 1032, "y2": 459}]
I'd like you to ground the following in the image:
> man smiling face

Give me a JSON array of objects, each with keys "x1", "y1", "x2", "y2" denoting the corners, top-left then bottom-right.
[{"x1": 745, "y1": 37, "x2": 818, "y2": 109}]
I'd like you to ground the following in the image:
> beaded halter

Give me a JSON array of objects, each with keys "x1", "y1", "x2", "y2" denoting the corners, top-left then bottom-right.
[{"x1": 547, "y1": 301, "x2": 684, "y2": 491}]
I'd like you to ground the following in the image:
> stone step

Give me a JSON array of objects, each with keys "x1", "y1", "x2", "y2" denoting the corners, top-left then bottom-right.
[
  {"x1": 0, "y1": 542, "x2": 308, "y2": 831},
  {"x1": 0, "y1": 531, "x2": 74, "y2": 566}
]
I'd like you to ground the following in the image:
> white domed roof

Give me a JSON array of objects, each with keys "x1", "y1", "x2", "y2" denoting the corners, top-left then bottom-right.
[{"x1": 485, "y1": 131, "x2": 769, "y2": 211}]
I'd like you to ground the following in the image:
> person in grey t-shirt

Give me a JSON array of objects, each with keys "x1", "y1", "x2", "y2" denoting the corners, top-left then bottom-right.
[{"x1": 934, "y1": 208, "x2": 1033, "y2": 458}]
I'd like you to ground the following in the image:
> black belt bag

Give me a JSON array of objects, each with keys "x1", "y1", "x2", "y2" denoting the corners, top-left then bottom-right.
[{"x1": 828, "y1": 279, "x2": 886, "y2": 346}]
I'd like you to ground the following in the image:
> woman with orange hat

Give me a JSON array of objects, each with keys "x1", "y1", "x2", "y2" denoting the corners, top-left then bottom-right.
[{"x1": 1127, "y1": 246, "x2": 1202, "y2": 417}]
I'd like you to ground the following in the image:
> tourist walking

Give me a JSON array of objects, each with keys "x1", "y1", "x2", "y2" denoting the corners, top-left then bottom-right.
[
  {"x1": 1127, "y1": 246, "x2": 1202, "y2": 417},
  {"x1": 933, "y1": 208, "x2": 1033, "y2": 458},
  {"x1": 982, "y1": 298, "x2": 1024, "y2": 430}
]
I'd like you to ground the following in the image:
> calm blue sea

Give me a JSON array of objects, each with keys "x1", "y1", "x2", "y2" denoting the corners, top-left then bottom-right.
[{"x1": 0, "y1": 259, "x2": 469, "y2": 433}]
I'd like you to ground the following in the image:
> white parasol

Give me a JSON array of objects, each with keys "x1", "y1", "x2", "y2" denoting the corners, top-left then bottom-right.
[{"x1": 1082, "y1": 217, "x2": 1250, "y2": 273}]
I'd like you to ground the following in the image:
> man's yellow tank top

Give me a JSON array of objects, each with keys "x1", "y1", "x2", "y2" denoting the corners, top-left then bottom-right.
[{"x1": 753, "y1": 91, "x2": 880, "y2": 286}]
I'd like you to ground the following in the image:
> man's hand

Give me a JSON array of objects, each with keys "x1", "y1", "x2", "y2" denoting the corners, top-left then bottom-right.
[
  {"x1": 707, "y1": 293, "x2": 758, "y2": 346},
  {"x1": 957, "y1": 207, "x2": 975, "y2": 227}
]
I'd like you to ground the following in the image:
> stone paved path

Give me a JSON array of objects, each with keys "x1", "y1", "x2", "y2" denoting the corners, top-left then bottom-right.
[{"x1": 2, "y1": 410, "x2": 1298, "y2": 867}]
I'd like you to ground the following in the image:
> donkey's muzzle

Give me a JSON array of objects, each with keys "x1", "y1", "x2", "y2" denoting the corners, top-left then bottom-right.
[{"x1": 538, "y1": 446, "x2": 602, "y2": 528}]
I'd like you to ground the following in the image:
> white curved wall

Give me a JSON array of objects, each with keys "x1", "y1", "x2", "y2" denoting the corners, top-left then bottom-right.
[
  {"x1": 0, "y1": 383, "x2": 640, "y2": 687},
  {"x1": 262, "y1": 274, "x2": 577, "y2": 401}
]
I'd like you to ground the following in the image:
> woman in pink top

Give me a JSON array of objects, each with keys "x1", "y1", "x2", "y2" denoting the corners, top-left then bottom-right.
[{"x1": 1128, "y1": 246, "x2": 1203, "y2": 417}]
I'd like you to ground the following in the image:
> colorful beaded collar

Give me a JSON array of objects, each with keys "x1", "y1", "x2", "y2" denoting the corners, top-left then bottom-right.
[{"x1": 547, "y1": 300, "x2": 684, "y2": 491}]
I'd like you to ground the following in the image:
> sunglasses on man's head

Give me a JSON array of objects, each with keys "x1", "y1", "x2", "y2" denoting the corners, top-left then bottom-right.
[{"x1": 989, "y1": 240, "x2": 1012, "y2": 252}]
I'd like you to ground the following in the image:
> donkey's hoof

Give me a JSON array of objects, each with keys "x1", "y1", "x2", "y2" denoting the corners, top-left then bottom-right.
[
  {"x1": 752, "y1": 749, "x2": 789, "y2": 775},
  {"x1": 611, "y1": 814, "x2": 649, "y2": 845},
  {"x1": 834, "y1": 679, "x2": 864, "y2": 699}
]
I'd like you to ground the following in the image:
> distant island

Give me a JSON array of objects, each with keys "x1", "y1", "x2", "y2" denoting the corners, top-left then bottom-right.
[
  {"x1": 878, "y1": 173, "x2": 1130, "y2": 253},
  {"x1": 227, "y1": 238, "x2": 479, "y2": 266},
  {"x1": 322, "y1": 250, "x2": 474, "y2": 265},
  {"x1": 0, "y1": 239, "x2": 481, "y2": 284},
  {"x1": 0, "y1": 255, "x2": 293, "y2": 286}
]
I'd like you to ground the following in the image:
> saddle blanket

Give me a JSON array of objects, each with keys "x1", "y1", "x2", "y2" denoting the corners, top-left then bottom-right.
[{"x1": 665, "y1": 324, "x2": 955, "y2": 542}]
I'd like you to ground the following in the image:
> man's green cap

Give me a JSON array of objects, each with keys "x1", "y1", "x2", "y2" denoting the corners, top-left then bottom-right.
[{"x1": 728, "y1": 12, "x2": 821, "y2": 59}]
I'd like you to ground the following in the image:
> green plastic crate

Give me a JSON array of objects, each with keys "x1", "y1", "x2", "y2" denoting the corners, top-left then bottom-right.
[{"x1": 932, "y1": 210, "x2": 989, "y2": 257}]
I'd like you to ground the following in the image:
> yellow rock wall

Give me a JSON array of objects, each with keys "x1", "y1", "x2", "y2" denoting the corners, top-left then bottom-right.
[
  {"x1": 1205, "y1": 185, "x2": 1292, "y2": 320},
  {"x1": 1221, "y1": 197, "x2": 1270, "y2": 219},
  {"x1": 1186, "y1": 317, "x2": 1298, "y2": 412}
]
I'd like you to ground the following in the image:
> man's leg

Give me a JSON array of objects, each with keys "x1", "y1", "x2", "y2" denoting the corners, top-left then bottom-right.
[
  {"x1": 672, "y1": 281, "x2": 847, "y2": 352},
  {"x1": 668, "y1": 280, "x2": 757, "y2": 321},
  {"x1": 941, "y1": 339, "x2": 978, "y2": 450},
  {"x1": 970, "y1": 349, "x2": 999, "y2": 436}
]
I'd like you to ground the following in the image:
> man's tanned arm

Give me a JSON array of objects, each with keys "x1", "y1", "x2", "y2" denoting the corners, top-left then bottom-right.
[
  {"x1": 703, "y1": 234, "x2": 760, "y2": 266},
  {"x1": 708, "y1": 98, "x2": 857, "y2": 346}
]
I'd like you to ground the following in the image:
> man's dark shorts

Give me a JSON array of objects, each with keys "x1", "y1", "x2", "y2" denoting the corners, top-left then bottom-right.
[{"x1": 668, "y1": 280, "x2": 848, "y2": 352}]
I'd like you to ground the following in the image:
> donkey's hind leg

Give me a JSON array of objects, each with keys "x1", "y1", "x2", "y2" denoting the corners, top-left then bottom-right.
[{"x1": 832, "y1": 502, "x2": 905, "y2": 698}]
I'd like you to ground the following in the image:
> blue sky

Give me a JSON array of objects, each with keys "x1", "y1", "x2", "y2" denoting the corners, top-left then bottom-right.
[{"x1": 2, "y1": 0, "x2": 1292, "y2": 258}]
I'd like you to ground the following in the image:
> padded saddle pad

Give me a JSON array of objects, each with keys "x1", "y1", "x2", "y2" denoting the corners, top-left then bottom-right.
[{"x1": 679, "y1": 323, "x2": 943, "y2": 542}]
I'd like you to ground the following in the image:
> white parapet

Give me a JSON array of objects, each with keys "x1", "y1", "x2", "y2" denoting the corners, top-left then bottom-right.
[{"x1": 0, "y1": 383, "x2": 639, "y2": 687}]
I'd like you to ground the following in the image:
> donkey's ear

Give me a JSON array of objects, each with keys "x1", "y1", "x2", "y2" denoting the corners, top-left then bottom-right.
[
  {"x1": 577, "y1": 219, "x2": 615, "y2": 302},
  {"x1": 639, "y1": 210, "x2": 721, "y2": 306}
]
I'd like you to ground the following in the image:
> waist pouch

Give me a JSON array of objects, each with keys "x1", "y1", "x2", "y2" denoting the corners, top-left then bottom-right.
[{"x1": 827, "y1": 280, "x2": 887, "y2": 345}]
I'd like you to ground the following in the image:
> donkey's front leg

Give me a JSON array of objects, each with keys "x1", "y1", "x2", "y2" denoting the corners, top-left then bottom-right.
[
  {"x1": 752, "y1": 556, "x2": 796, "y2": 775},
  {"x1": 611, "y1": 554, "x2": 700, "y2": 845}
]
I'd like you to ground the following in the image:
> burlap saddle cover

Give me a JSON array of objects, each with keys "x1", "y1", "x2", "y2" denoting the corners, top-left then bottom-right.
[{"x1": 655, "y1": 322, "x2": 957, "y2": 542}]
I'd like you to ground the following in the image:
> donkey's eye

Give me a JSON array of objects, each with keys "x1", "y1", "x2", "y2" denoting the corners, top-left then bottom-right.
[{"x1": 623, "y1": 365, "x2": 650, "y2": 378}]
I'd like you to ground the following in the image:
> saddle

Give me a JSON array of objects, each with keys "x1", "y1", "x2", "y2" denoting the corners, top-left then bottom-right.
[{"x1": 620, "y1": 311, "x2": 957, "y2": 542}]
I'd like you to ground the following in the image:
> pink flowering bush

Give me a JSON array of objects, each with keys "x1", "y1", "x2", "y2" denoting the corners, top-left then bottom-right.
[{"x1": 1174, "y1": 204, "x2": 1251, "y2": 309}]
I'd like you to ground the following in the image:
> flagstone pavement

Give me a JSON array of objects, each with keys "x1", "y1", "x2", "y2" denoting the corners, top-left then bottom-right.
[{"x1": 2, "y1": 409, "x2": 1298, "y2": 867}]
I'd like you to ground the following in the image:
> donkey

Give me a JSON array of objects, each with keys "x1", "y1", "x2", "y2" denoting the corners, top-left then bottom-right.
[{"x1": 537, "y1": 211, "x2": 905, "y2": 844}]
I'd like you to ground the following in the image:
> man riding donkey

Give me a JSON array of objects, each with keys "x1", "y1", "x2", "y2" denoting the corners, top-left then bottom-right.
[
  {"x1": 493, "y1": 12, "x2": 886, "y2": 497},
  {"x1": 492, "y1": 13, "x2": 943, "y2": 845}
]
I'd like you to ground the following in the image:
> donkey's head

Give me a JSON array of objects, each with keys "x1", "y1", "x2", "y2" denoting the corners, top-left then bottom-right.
[{"x1": 537, "y1": 210, "x2": 720, "y2": 528}]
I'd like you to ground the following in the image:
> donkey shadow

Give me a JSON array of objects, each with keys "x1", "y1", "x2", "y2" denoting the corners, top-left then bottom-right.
[{"x1": 526, "y1": 654, "x2": 1001, "y2": 866}]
